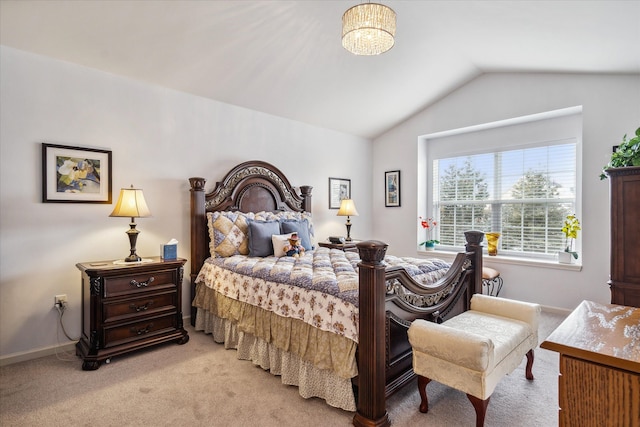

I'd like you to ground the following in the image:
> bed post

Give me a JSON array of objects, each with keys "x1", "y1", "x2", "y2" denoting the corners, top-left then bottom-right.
[
  {"x1": 465, "y1": 230, "x2": 484, "y2": 296},
  {"x1": 354, "y1": 240, "x2": 390, "y2": 427},
  {"x1": 299, "y1": 185, "x2": 312, "y2": 213},
  {"x1": 189, "y1": 177, "x2": 207, "y2": 327}
]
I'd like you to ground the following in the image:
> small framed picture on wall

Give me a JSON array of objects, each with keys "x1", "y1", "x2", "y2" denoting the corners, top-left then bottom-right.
[
  {"x1": 385, "y1": 170, "x2": 400, "y2": 207},
  {"x1": 329, "y1": 177, "x2": 351, "y2": 209}
]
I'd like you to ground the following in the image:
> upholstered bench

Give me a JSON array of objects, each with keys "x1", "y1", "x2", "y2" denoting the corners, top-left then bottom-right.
[{"x1": 407, "y1": 294, "x2": 541, "y2": 427}]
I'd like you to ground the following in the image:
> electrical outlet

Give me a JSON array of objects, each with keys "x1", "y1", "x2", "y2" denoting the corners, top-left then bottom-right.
[{"x1": 54, "y1": 294, "x2": 67, "y2": 307}]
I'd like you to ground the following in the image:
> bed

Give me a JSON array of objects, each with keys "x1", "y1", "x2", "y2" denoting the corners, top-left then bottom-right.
[{"x1": 189, "y1": 160, "x2": 483, "y2": 426}]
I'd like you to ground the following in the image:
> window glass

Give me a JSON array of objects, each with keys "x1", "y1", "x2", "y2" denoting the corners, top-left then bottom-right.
[{"x1": 433, "y1": 142, "x2": 576, "y2": 257}]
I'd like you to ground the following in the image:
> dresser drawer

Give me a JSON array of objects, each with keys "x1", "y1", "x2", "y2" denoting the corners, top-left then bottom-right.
[
  {"x1": 103, "y1": 314, "x2": 178, "y2": 349},
  {"x1": 103, "y1": 269, "x2": 177, "y2": 297},
  {"x1": 103, "y1": 290, "x2": 177, "y2": 323}
]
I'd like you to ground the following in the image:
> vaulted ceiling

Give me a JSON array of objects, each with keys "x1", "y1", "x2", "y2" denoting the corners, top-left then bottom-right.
[{"x1": 1, "y1": 1, "x2": 639, "y2": 139}]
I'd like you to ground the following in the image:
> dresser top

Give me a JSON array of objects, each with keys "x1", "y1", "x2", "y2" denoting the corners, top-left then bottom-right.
[
  {"x1": 76, "y1": 257, "x2": 186, "y2": 273},
  {"x1": 541, "y1": 300, "x2": 640, "y2": 373}
]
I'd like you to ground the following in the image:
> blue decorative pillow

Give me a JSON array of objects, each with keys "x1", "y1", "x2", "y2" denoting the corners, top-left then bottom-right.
[
  {"x1": 280, "y1": 219, "x2": 312, "y2": 251},
  {"x1": 247, "y1": 219, "x2": 281, "y2": 257}
]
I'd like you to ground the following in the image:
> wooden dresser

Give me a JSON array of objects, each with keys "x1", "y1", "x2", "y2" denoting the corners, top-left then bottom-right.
[
  {"x1": 606, "y1": 166, "x2": 640, "y2": 307},
  {"x1": 541, "y1": 300, "x2": 640, "y2": 427},
  {"x1": 75, "y1": 257, "x2": 189, "y2": 370}
]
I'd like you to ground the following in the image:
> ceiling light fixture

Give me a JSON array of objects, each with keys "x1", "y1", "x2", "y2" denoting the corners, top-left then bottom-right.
[{"x1": 342, "y1": 2, "x2": 396, "y2": 55}]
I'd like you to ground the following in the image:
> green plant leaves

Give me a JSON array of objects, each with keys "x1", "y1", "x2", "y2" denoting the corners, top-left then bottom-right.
[{"x1": 600, "y1": 127, "x2": 640, "y2": 179}]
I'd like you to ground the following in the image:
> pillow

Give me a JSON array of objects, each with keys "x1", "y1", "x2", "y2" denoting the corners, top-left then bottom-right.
[
  {"x1": 247, "y1": 219, "x2": 281, "y2": 257},
  {"x1": 274, "y1": 211, "x2": 316, "y2": 248},
  {"x1": 280, "y1": 219, "x2": 312, "y2": 251},
  {"x1": 272, "y1": 233, "x2": 294, "y2": 257},
  {"x1": 207, "y1": 211, "x2": 251, "y2": 257}
]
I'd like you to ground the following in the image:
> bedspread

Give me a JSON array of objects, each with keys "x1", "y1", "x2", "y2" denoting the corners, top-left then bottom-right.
[{"x1": 195, "y1": 247, "x2": 451, "y2": 344}]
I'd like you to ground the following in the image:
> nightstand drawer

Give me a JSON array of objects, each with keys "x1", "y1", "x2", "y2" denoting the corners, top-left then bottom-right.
[
  {"x1": 103, "y1": 290, "x2": 177, "y2": 323},
  {"x1": 104, "y1": 269, "x2": 177, "y2": 297},
  {"x1": 103, "y1": 314, "x2": 177, "y2": 348}
]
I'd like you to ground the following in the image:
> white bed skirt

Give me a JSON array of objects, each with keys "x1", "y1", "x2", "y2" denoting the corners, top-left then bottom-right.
[{"x1": 194, "y1": 307, "x2": 357, "y2": 412}]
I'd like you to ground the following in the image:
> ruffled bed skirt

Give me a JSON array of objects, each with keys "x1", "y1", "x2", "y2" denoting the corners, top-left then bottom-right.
[{"x1": 193, "y1": 295, "x2": 357, "y2": 411}]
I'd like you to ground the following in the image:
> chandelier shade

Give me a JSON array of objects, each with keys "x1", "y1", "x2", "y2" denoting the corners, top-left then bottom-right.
[{"x1": 342, "y1": 2, "x2": 396, "y2": 55}]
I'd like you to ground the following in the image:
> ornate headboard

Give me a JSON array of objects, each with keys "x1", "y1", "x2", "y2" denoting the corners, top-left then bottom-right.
[{"x1": 188, "y1": 160, "x2": 312, "y2": 323}]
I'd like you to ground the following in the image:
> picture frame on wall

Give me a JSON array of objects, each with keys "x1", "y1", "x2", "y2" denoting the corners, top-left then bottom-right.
[
  {"x1": 385, "y1": 170, "x2": 401, "y2": 207},
  {"x1": 42, "y1": 143, "x2": 112, "y2": 203},
  {"x1": 329, "y1": 177, "x2": 351, "y2": 209}
]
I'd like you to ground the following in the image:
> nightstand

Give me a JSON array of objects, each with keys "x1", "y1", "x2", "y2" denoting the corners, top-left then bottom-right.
[
  {"x1": 318, "y1": 240, "x2": 360, "y2": 252},
  {"x1": 75, "y1": 257, "x2": 189, "y2": 370}
]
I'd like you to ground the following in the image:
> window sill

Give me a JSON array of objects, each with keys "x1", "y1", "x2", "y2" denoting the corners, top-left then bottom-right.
[{"x1": 416, "y1": 249, "x2": 583, "y2": 272}]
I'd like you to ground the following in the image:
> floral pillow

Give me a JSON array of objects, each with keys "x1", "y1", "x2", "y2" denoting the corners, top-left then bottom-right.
[{"x1": 207, "y1": 211, "x2": 251, "y2": 257}]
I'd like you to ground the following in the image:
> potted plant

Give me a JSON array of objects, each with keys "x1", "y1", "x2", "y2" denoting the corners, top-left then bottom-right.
[
  {"x1": 559, "y1": 214, "x2": 581, "y2": 263},
  {"x1": 419, "y1": 217, "x2": 439, "y2": 250},
  {"x1": 600, "y1": 127, "x2": 640, "y2": 180}
]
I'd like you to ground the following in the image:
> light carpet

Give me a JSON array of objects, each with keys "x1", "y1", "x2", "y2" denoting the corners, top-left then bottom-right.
[{"x1": 0, "y1": 310, "x2": 566, "y2": 426}]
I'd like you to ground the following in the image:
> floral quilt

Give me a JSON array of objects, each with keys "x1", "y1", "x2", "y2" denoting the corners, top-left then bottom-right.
[{"x1": 195, "y1": 246, "x2": 451, "y2": 344}]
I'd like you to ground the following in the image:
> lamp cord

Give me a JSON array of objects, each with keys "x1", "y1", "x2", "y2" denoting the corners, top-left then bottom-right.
[
  {"x1": 56, "y1": 305, "x2": 80, "y2": 341},
  {"x1": 54, "y1": 304, "x2": 80, "y2": 361}
]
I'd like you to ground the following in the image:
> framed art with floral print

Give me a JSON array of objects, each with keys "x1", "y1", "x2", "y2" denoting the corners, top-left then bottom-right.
[
  {"x1": 42, "y1": 143, "x2": 112, "y2": 203},
  {"x1": 385, "y1": 170, "x2": 400, "y2": 207}
]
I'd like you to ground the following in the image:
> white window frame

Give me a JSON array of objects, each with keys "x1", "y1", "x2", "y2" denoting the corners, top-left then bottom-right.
[{"x1": 418, "y1": 106, "x2": 583, "y2": 263}]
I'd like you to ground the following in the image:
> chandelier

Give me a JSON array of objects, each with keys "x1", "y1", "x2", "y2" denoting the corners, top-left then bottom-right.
[{"x1": 342, "y1": 2, "x2": 396, "y2": 55}]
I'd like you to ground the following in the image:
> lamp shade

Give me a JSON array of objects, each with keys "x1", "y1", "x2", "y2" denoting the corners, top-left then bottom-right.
[
  {"x1": 342, "y1": 2, "x2": 396, "y2": 55},
  {"x1": 110, "y1": 186, "x2": 152, "y2": 218},
  {"x1": 337, "y1": 199, "x2": 359, "y2": 217}
]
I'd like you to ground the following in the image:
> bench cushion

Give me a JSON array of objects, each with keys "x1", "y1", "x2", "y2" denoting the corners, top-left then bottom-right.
[{"x1": 445, "y1": 311, "x2": 531, "y2": 370}]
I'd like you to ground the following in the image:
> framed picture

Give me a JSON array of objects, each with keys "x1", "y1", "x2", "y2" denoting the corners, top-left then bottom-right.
[
  {"x1": 42, "y1": 143, "x2": 112, "y2": 203},
  {"x1": 329, "y1": 177, "x2": 351, "y2": 209},
  {"x1": 385, "y1": 170, "x2": 401, "y2": 207}
]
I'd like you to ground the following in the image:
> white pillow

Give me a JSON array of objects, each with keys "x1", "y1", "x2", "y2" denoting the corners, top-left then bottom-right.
[{"x1": 272, "y1": 233, "x2": 294, "y2": 257}]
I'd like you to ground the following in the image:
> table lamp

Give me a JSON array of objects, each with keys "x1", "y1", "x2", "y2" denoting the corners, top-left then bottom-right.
[
  {"x1": 110, "y1": 185, "x2": 152, "y2": 262},
  {"x1": 337, "y1": 199, "x2": 359, "y2": 241}
]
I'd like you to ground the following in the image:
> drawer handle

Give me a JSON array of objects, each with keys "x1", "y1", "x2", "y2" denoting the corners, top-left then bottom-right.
[
  {"x1": 131, "y1": 323, "x2": 154, "y2": 335},
  {"x1": 130, "y1": 276, "x2": 155, "y2": 288},
  {"x1": 129, "y1": 300, "x2": 154, "y2": 312}
]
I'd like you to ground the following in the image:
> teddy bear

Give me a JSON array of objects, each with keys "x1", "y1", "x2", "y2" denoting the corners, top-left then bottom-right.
[{"x1": 283, "y1": 233, "x2": 305, "y2": 258}]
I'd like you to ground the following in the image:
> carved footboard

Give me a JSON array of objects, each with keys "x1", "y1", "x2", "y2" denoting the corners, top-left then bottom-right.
[{"x1": 354, "y1": 231, "x2": 484, "y2": 427}]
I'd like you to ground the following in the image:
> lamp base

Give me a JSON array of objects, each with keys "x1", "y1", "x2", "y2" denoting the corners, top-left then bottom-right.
[
  {"x1": 124, "y1": 222, "x2": 141, "y2": 263},
  {"x1": 345, "y1": 219, "x2": 352, "y2": 241}
]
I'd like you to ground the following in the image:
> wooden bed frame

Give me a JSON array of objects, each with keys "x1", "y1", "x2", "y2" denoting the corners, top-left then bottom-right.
[{"x1": 189, "y1": 160, "x2": 483, "y2": 427}]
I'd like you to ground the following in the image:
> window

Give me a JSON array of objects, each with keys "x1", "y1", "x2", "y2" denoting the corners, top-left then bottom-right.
[
  {"x1": 434, "y1": 142, "x2": 576, "y2": 257},
  {"x1": 422, "y1": 107, "x2": 582, "y2": 259}
]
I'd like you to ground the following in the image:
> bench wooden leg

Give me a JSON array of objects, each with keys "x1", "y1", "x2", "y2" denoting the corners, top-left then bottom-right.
[
  {"x1": 525, "y1": 349, "x2": 534, "y2": 380},
  {"x1": 466, "y1": 394, "x2": 490, "y2": 427},
  {"x1": 417, "y1": 375, "x2": 431, "y2": 413}
]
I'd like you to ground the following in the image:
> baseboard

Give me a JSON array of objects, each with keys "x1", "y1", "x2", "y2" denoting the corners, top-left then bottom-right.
[
  {"x1": 0, "y1": 314, "x2": 193, "y2": 367},
  {"x1": 0, "y1": 342, "x2": 77, "y2": 367}
]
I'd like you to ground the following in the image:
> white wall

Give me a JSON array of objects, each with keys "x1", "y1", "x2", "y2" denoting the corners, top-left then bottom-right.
[
  {"x1": 372, "y1": 72, "x2": 640, "y2": 311},
  {"x1": 0, "y1": 46, "x2": 372, "y2": 359}
]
